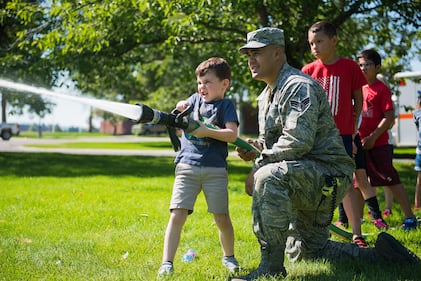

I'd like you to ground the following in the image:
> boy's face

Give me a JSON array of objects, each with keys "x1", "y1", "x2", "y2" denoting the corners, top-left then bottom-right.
[
  {"x1": 358, "y1": 57, "x2": 380, "y2": 81},
  {"x1": 197, "y1": 70, "x2": 229, "y2": 103},
  {"x1": 307, "y1": 31, "x2": 337, "y2": 61}
]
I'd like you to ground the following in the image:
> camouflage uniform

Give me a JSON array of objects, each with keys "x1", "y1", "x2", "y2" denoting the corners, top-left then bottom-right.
[{"x1": 250, "y1": 62, "x2": 370, "y2": 268}]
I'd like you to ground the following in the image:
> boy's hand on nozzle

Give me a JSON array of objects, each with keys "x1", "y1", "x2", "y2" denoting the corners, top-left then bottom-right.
[
  {"x1": 190, "y1": 120, "x2": 208, "y2": 138},
  {"x1": 176, "y1": 100, "x2": 189, "y2": 112}
]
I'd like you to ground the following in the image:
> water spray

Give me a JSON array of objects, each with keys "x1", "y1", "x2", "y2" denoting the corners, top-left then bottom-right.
[{"x1": 0, "y1": 79, "x2": 143, "y2": 122}]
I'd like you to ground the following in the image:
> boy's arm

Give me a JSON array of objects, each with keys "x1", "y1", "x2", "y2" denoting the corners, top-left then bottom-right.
[
  {"x1": 190, "y1": 120, "x2": 238, "y2": 143},
  {"x1": 361, "y1": 109, "x2": 395, "y2": 149},
  {"x1": 352, "y1": 88, "x2": 363, "y2": 137}
]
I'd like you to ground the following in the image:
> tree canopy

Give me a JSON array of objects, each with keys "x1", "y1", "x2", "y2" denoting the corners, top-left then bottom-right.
[{"x1": 1, "y1": 0, "x2": 420, "y2": 124}]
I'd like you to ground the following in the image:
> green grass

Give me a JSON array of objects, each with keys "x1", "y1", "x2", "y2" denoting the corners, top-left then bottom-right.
[
  {"x1": 0, "y1": 152, "x2": 420, "y2": 281},
  {"x1": 393, "y1": 146, "x2": 417, "y2": 157}
]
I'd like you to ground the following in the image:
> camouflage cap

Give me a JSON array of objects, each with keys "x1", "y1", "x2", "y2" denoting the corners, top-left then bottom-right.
[{"x1": 239, "y1": 27, "x2": 285, "y2": 53}]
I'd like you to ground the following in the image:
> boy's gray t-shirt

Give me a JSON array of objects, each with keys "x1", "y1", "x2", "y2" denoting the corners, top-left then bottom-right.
[{"x1": 175, "y1": 93, "x2": 239, "y2": 168}]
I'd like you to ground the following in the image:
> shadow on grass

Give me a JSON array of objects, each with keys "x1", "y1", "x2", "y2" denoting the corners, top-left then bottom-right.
[
  {"x1": 0, "y1": 152, "x2": 252, "y2": 178},
  {"x1": 283, "y1": 258, "x2": 421, "y2": 281}
]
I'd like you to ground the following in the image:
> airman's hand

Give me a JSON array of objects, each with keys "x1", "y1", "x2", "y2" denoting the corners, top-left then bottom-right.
[
  {"x1": 236, "y1": 139, "x2": 261, "y2": 161},
  {"x1": 245, "y1": 169, "x2": 255, "y2": 196}
]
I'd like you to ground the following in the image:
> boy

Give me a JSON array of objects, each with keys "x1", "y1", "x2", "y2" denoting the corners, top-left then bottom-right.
[
  {"x1": 301, "y1": 21, "x2": 379, "y2": 245},
  {"x1": 158, "y1": 57, "x2": 240, "y2": 277},
  {"x1": 357, "y1": 49, "x2": 417, "y2": 230}
]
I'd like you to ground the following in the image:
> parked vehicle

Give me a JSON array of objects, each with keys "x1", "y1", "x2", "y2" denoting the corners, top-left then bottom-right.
[
  {"x1": 392, "y1": 71, "x2": 421, "y2": 146},
  {"x1": 141, "y1": 124, "x2": 168, "y2": 135},
  {"x1": 132, "y1": 123, "x2": 168, "y2": 135},
  {"x1": 0, "y1": 123, "x2": 20, "y2": 140}
]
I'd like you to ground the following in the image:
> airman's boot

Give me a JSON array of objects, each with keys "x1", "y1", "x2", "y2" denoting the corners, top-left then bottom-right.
[
  {"x1": 375, "y1": 232, "x2": 421, "y2": 264},
  {"x1": 315, "y1": 233, "x2": 421, "y2": 265},
  {"x1": 230, "y1": 241, "x2": 287, "y2": 281},
  {"x1": 318, "y1": 239, "x2": 378, "y2": 261}
]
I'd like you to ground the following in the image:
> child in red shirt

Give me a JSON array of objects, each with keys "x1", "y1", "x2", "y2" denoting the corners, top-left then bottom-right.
[
  {"x1": 302, "y1": 21, "x2": 369, "y2": 245},
  {"x1": 357, "y1": 49, "x2": 417, "y2": 231}
]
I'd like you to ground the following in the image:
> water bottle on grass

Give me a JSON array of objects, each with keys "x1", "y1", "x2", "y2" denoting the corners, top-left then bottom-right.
[{"x1": 182, "y1": 249, "x2": 196, "y2": 262}]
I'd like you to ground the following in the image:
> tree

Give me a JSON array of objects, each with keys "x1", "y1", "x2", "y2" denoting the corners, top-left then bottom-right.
[
  {"x1": 0, "y1": 0, "x2": 56, "y2": 124},
  {"x1": 3, "y1": 0, "x2": 421, "y2": 128}
]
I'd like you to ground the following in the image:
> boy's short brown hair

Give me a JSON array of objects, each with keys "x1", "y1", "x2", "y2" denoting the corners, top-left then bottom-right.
[
  {"x1": 357, "y1": 49, "x2": 382, "y2": 66},
  {"x1": 195, "y1": 57, "x2": 231, "y2": 81},
  {"x1": 309, "y1": 21, "x2": 337, "y2": 38}
]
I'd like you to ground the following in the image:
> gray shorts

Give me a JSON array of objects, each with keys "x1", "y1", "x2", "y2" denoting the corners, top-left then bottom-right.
[{"x1": 170, "y1": 163, "x2": 229, "y2": 214}]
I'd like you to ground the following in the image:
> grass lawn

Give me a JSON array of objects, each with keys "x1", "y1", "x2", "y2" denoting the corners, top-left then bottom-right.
[{"x1": 0, "y1": 148, "x2": 420, "y2": 280}]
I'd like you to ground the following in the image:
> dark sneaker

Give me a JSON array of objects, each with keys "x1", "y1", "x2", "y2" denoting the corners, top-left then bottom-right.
[
  {"x1": 222, "y1": 256, "x2": 240, "y2": 273},
  {"x1": 375, "y1": 232, "x2": 421, "y2": 264},
  {"x1": 157, "y1": 261, "x2": 174, "y2": 278},
  {"x1": 403, "y1": 217, "x2": 418, "y2": 231}
]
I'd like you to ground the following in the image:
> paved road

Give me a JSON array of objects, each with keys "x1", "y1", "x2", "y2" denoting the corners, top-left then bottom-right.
[
  {"x1": 0, "y1": 135, "x2": 178, "y2": 157},
  {"x1": 1, "y1": 136, "x2": 411, "y2": 161}
]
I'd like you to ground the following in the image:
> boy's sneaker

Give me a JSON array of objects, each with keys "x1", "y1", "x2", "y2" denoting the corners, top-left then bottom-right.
[
  {"x1": 333, "y1": 221, "x2": 348, "y2": 229},
  {"x1": 353, "y1": 236, "x2": 368, "y2": 248},
  {"x1": 375, "y1": 232, "x2": 421, "y2": 264},
  {"x1": 372, "y1": 218, "x2": 388, "y2": 230},
  {"x1": 222, "y1": 256, "x2": 240, "y2": 273},
  {"x1": 157, "y1": 261, "x2": 174, "y2": 278},
  {"x1": 382, "y1": 208, "x2": 392, "y2": 217},
  {"x1": 403, "y1": 217, "x2": 418, "y2": 231}
]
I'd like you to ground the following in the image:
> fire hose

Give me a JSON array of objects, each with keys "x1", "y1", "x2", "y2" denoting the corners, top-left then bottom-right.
[{"x1": 135, "y1": 103, "x2": 260, "y2": 154}]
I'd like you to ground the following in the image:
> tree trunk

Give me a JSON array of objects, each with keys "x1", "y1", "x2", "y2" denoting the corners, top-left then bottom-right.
[
  {"x1": 1, "y1": 92, "x2": 6, "y2": 123},
  {"x1": 88, "y1": 107, "x2": 93, "y2": 132}
]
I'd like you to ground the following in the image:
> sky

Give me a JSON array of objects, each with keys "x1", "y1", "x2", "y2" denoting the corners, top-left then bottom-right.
[{"x1": 6, "y1": 59, "x2": 421, "y2": 130}]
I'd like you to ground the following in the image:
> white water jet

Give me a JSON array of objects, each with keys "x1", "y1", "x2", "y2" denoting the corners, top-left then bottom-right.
[{"x1": 0, "y1": 79, "x2": 143, "y2": 122}]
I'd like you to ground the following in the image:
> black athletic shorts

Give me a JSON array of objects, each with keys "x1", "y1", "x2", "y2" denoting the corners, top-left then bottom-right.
[{"x1": 354, "y1": 133, "x2": 366, "y2": 170}]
